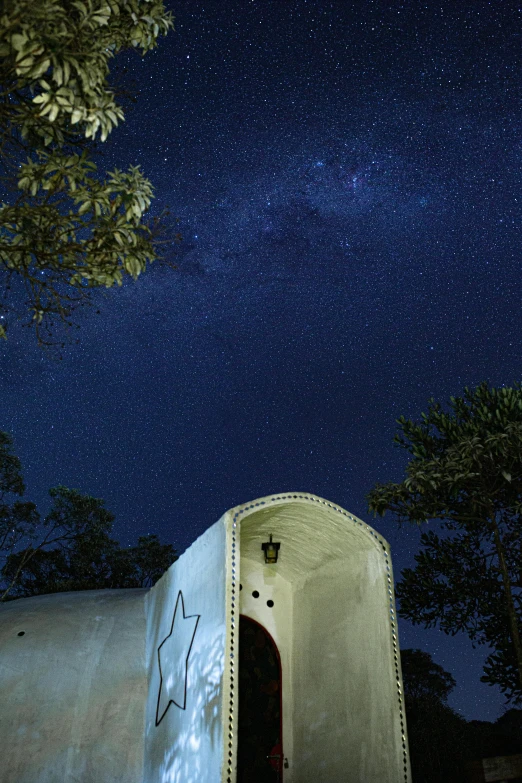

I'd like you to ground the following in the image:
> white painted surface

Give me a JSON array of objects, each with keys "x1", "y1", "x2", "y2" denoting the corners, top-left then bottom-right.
[
  {"x1": 230, "y1": 493, "x2": 410, "y2": 783},
  {"x1": 144, "y1": 515, "x2": 233, "y2": 783},
  {"x1": 0, "y1": 493, "x2": 410, "y2": 783},
  {"x1": 0, "y1": 589, "x2": 147, "y2": 783}
]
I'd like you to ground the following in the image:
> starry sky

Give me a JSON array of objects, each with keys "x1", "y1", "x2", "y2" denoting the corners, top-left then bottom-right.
[{"x1": 2, "y1": 0, "x2": 522, "y2": 722}]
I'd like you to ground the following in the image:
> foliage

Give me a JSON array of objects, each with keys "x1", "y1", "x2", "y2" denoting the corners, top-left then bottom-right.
[
  {"x1": 463, "y1": 711, "x2": 522, "y2": 764},
  {"x1": 405, "y1": 696, "x2": 471, "y2": 783},
  {"x1": 0, "y1": 0, "x2": 177, "y2": 345},
  {"x1": 3, "y1": 521, "x2": 178, "y2": 596},
  {"x1": 0, "y1": 430, "x2": 53, "y2": 598},
  {"x1": 368, "y1": 383, "x2": 522, "y2": 704},
  {"x1": 400, "y1": 648, "x2": 456, "y2": 703},
  {"x1": 127, "y1": 533, "x2": 178, "y2": 588},
  {"x1": 494, "y1": 708, "x2": 522, "y2": 753},
  {"x1": 400, "y1": 648, "x2": 471, "y2": 783},
  {"x1": 396, "y1": 527, "x2": 522, "y2": 702},
  {"x1": 0, "y1": 430, "x2": 177, "y2": 600},
  {"x1": 400, "y1": 649, "x2": 522, "y2": 782}
]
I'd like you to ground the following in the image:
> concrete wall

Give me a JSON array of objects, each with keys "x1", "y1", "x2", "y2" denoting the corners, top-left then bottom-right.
[
  {"x1": 0, "y1": 493, "x2": 409, "y2": 783},
  {"x1": 144, "y1": 515, "x2": 234, "y2": 783},
  {"x1": 292, "y1": 551, "x2": 402, "y2": 782},
  {"x1": 232, "y1": 492, "x2": 410, "y2": 783},
  {"x1": 0, "y1": 589, "x2": 147, "y2": 783}
]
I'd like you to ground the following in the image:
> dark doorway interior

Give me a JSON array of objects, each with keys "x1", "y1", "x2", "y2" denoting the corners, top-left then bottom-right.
[{"x1": 237, "y1": 615, "x2": 283, "y2": 783}]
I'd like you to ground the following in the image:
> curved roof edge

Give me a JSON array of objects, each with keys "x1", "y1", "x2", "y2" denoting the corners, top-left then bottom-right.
[{"x1": 224, "y1": 491, "x2": 391, "y2": 553}]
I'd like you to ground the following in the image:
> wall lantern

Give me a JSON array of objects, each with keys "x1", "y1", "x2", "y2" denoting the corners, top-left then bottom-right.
[{"x1": 261, "y1": 534, "x2": 280, "y2": 564}]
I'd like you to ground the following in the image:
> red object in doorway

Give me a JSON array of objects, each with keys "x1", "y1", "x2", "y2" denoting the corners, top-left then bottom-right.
[{"x1": 268, "y1": 742, "x2": 283, "y2": 775}]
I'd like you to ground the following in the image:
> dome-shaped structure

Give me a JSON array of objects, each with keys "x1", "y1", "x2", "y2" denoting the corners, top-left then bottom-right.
[
  {"x1": 0, "y1": 588, "x2": 148, "y2": 782},
  {"x1": 0, "y1": 493, "x2": 411, "y2": 783}
]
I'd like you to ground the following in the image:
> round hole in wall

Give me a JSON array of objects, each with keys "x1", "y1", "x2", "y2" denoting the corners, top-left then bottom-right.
[
  {"x1": 17, "y1": 631, "x2": 25, "y2": 636},
  {"x1": 267, "y1": 600, "x2": 274, "y2": 608},
  {"x1": 239, "y1": 584, "x2": 242, "y2": 590},
  {"x1": 252, "y1": 590, "x2": 259, "y2": 598}
]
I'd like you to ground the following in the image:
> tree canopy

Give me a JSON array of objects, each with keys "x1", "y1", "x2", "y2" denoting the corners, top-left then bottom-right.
[
  {"x1": 400, "y1": 647, "x2": 522, "y2": 781},
  {"x1": 368, "y1": 382, "x2": 522, "y2": 704},
  {"x1": 400, "y1": 647, "x2": 456, "y2": 704},
  {"x1": 0, "y1": 0, "x2": 177, "y2": 346},
  {"x1": 400, "y1": 648, "x2": 470, "y2": 783},
  {"x1": 0, "y1": 430, "x2": 177, "y2": 600}
]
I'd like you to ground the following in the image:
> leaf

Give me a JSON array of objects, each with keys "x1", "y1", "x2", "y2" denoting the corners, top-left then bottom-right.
[
  {"x1": 502, "y1": 471, "x2": 512, "y2": 482},
  {"x1": 33, "y1": 58, "x2": 51, "y2": 78},
  {"x1": 124, "y1": 256, "x2": 142, "y2": 278},
  {"x1": 10, "y1": 33, "x2": 28, "y2": 52},
  {"x1": 15, "y1": 55, "x2": 34, "y2": 73},
  {"x1": 48, "y1": 104, "x2": 60, "y2": 122},
  {"x1": 70, "y1": 108, "x2": 83, "y2": 124}
]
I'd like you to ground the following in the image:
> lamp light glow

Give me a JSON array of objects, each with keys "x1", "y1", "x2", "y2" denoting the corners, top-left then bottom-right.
[{"x1": 261, "y1": 534, "x2": 280, "y2": 564}]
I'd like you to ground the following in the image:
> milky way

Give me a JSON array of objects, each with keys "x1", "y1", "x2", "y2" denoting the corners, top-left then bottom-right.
[{"x1": 2, "y1": 0, "x2": 522, "y2": 721}]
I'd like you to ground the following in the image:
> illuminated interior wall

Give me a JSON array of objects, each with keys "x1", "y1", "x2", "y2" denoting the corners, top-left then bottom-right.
[
  {"x1": 292, "y1": 548, "x2": 404, "y2": 782},
  {"x1": 144, "y1": 515, "x2": 234, "y2": 783},
  {"x1": 232, "y1": 493, "x2": 410, "y2": 783},
  {"x1": 0, "y1": 494, "x2": 408, "y2": 783}
]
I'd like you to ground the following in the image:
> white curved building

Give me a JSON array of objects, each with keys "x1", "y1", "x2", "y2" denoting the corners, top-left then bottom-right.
[{"x1": 0, "y1": 493, "x2": 411, "y2": 783}]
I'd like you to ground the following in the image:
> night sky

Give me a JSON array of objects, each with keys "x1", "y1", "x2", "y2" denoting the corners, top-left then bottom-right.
[{"x1": 2, "y1": 0, "x2": 522, "y2": 722}]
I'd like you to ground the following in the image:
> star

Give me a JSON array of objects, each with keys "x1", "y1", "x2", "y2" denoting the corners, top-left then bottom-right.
[
  {"x1": 4, "y1": 0, "x2": 517, "y2": 727},
  {"x1": 155, "y1": 590, "x2": 200, "y2": 726}
]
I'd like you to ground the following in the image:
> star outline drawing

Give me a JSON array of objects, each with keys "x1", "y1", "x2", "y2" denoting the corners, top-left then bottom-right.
[{"x1": 155, "y1": 589, "x2": 201, "y2": 726}]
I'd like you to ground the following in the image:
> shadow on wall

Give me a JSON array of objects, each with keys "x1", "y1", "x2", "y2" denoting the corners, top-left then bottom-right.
[{"x1": 155, "y1": 632, "x2": 225, "y2": 783}]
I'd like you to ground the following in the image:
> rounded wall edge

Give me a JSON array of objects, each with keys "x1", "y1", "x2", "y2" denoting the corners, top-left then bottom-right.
[
  {"x1": 0, "y1": 588, "x2": 149, "y2": 783},
  {"x1": 221, "y1": 492, "x2": 411, "y2": 783},
  {"x1": 219, "y1": 509, "x2": 240, "y2": 783},
  {"x1": 225, "y1": 491, "x2": 392, "y2": 554}
]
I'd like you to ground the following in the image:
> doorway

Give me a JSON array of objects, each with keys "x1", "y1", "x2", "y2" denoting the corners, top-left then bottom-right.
[{"x1": 237, "y1": 615, "x2": 283, "y2": 782}]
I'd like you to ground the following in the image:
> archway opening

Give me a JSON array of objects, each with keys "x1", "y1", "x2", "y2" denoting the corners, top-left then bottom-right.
[{"x1": 237, "y1": 615, "x2": 283, "y2": 782}]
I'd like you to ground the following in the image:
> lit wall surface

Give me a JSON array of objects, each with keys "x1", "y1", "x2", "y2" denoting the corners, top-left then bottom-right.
[
  {"x1": 0, "y1": 493, "x2": 410, "y2": 783},
  {"x1": 144, "y1": 516, "x2": 232, "y2": 783},
  {"x1": 233, "y1": 494, "x2": 410, "y2": 783},
  {"x1": 0, "y1": 589, "x2": 147, "y2": 783}
]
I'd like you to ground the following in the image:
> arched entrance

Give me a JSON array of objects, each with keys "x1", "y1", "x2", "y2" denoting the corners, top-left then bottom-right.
[{"x1": 237, "y1": 615, "x2": 283, "y2": 782}]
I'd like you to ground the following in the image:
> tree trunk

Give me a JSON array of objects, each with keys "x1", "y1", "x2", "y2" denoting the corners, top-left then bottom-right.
[{"x1": 490, "y1": 512, "x2": 522, "y2": 696}]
